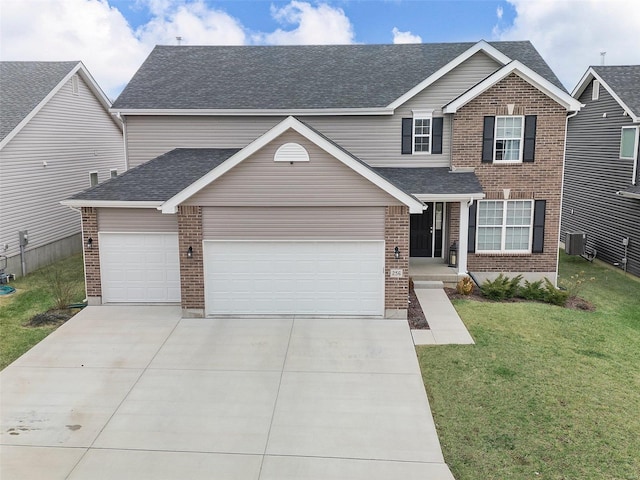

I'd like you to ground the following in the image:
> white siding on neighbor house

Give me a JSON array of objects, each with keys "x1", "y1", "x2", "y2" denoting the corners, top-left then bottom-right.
[
  {"x1": 97, "y1": 208, "x2": 177, "y2": 232},
  {"x1": 184, "y1": 130, "x2": 401, "y2": 207},
  {"x1": 0, "y1": 75, "x2": 125, "y2": 260},
  {"x1": 202, "y1": 206, "x2": 385, "y2": 240},
  {"x1": 124, "y1": 51, "x2": 501, "y2": 168}
]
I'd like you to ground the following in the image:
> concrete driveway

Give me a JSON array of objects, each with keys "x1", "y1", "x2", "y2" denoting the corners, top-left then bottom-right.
[{"x1": 1, "y1": 306, "x2": 454, "y2": 479}]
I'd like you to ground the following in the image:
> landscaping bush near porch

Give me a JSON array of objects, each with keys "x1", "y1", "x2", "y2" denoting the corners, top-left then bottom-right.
[
  {"x1": 418, "y1": 252, "x2": 640, "y2": 479},
  {"x1": 0, "y1": 254, "x2": 85, "y2": 369}
]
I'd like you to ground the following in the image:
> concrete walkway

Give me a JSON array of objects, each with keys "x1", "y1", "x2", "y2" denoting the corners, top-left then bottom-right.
[
  {"x1": 411, "y1": 288, "x2": 475, "y2": 346},
  {"x1": 1, "y1": 306, "x2": 455, "y2": 480}
]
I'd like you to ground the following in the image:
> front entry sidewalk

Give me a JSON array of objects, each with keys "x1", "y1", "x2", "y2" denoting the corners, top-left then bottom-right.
[{"x1": 411, "y1": 288, "x2": 475, "y2": 345}]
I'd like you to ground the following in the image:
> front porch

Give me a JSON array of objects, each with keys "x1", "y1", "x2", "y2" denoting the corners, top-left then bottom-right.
[{"x1": 409, "y1": 257, "x2": 460, "y2": 287}]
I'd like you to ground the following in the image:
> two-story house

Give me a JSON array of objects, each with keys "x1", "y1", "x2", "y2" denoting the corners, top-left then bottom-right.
[
  {"x1": 63, "y1": 41, "x2": 581, "y2": 318},
  {"x1": 0, "y1": 61, "x2": 125, "y2": 276},
  {"x1": 562, "y1": 66, "x2": 640, "y2": 277}
]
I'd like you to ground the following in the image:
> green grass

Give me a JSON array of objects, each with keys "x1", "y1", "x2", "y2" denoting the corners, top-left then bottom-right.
[
  {"x1": 418, "y1": 253, "x2": 640, "y2": 479},
  {"x1": 0, "y1": 254, "x2": 85, "y2": 369}
]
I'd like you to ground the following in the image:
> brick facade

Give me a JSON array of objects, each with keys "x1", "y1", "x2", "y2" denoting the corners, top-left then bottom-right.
[
  {"x1": 385, "y1": 205, "x2": 410, "y2": 313},
  {"x1": 81, "y1": 207, "x2": 101, "y2": 298},
  {"x1": 177, "y1": 205, "x2": 205, "y2": 310},
  {"x1": 452, "y1": 73, "x2": 566, "y2": 273}
]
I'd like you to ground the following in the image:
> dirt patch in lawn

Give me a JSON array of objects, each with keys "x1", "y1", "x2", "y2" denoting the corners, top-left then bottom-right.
[
  {"x1": 26, "y1": 309, "x2": 76, "y2": 327},
  {"x1": 408, "y1": 282, "x2": 430, "y2": 330}
]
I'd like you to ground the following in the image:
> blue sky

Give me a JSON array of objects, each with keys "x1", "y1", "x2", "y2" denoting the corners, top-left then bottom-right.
[{"x1": 1, "y1": 0, "x2": 639, "y2": 99}]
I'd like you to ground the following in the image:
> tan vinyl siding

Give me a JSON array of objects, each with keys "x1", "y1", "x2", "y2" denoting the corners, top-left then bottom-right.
[
  {"x1": 124, "y1": 52, "x2": 501, "y2": 169},
  {"x1": 202, "y1": 206, "x2": 385, "y2": 240},
  {"x1": 184, "y1": 130, "x2": 400, "y2": 207},
  {"x1": 0, "y1": 75, "x2": 125, "y2": 260},
  {"x1": 97, "y1": 208, "x2": 177, "y2": 232}
]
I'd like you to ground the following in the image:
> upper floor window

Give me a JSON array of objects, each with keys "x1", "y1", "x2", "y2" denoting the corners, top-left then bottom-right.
[
  {"x1": 482, "y1": 115, "x2": 536, "y2": 164},
  {"x1": 72, "y1": 75, "x2": 79, "y2": 95},
  {"x1": 477, "y1": 200, "x2": 533, "y2": 253},
  {"x1": 413, "y1": 112, "x2": 432, "y2": 154},
  {"x1": 494, "y1": 116, "x2": 523, "y2": 162},
  {"x1": 620, "y1": 126, "x2": 639, "y2": 160},
  {"x1": 401, "y1": 112, "x2": 443, "y2": 155},
  {"x1": 89, "y1": 172, "x2": 98, "y2": 187},
  {"x1": 110, "y1": 169, "x2": 118, "y2": 178}
]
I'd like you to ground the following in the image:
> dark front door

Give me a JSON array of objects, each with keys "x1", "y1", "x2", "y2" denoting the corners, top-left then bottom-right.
[{"x1": 410, "y1": 202, "x2": 444, "y2": 257}]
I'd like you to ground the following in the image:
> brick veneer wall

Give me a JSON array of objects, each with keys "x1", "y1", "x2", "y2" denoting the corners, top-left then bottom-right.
[
  {"x1": 178, "y1": 205, "x2": 204, "y2": 310},
  {"x1": 452, "y1": 73, "x2": 566, "y2": 272},
  {"x1": 81, "y1": 207, "x2": 101, "y2": 298},
  {"x1": 385, "y1": 205, "x2": 409, "y2": 311}
]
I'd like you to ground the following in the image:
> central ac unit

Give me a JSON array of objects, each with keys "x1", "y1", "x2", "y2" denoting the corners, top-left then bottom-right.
[{"x1": 565, "y1": 232, "x2": 586, "y2": 255}]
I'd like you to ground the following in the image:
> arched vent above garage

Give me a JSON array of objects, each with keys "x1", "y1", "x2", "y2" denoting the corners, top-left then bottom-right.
[{"x1": 274, "y1": 142, "x2": 309, "y2": 162}]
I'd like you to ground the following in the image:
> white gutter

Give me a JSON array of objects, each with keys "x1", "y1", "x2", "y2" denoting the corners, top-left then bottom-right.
[
  {"x1": 415, "y1": 193, "x2": 485, "y2": 202},
  {"x1": 110, "y1": 107, "x2": 394, "y2": 116},
  {"x1": 60, "y1": 200, "x2": 163, "y2": 209}
]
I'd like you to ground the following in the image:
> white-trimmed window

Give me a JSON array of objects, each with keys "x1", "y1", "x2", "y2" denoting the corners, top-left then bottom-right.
[
  {"x1": 72, "y1": 75, "x2": 79, "y2": 95},
  {"x1": 620, "y1": 126, "x2": 639, "y2": 160},
  {"x1": 477, "y1": 200, "x2": 533, "y2": 253},
  {"x1": 110, "y1": 169, "x2": 118, "y2": 178},
  {"x1": 494, "y1": 116, "x2": 524, "y2": 162},
  {"x1": 412, "y1": 110, "x2": 433, "y2": 154},
  {"x1": 592, "y1": 79, "x2": 600, "y2": 100},
  {"x1": 89, "y1": 172, "x2": 98, "y2": 187}
]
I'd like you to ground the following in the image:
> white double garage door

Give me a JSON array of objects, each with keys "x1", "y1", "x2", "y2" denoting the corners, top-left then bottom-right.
[{"x1": 100, "y1": 235, "x2": 384, "y2": 316}]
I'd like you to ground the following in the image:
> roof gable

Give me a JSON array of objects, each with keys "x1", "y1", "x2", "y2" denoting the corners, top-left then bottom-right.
[
  {"x1": 161, "y1": 116, "x2": 425, "y2": 214},
  {"x1": 443, "y1": 61, "x2": 582, "y2": 113},
  {"x1": 573, "y1": 66, "x2": 640, "y2": 121},
  {"x1": 0, "y1": 61, "x2": 116, "y2": 148},
  {"x1": 112, "y1": 41, "x2": 565, "y2": 114}
]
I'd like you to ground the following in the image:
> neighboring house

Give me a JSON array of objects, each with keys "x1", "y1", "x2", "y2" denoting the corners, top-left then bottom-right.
[
  {"x1": 63, "y1": 41, "x2": 580, "y2": 318},
  {"x1": 0, "y1": 61, "x2": 125, "y2": 276},
  {"x1": 562, "y1": 66, "x2": 640, "y2": 277}
]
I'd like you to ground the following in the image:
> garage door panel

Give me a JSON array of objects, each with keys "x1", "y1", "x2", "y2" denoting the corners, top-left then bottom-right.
[
  {"x1": 99, "y1": 233, "x2": 181, "y2": 304},
  {"x1": 204, "y1": 241, "x2": 384, "y2": 316}
]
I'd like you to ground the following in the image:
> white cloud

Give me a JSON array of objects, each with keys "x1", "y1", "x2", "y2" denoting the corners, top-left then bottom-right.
[
  {"x1": 256, "y1": 1, "x2": 355, "y2": 45},
  {"x1": 136, "y1": 0, "x2": 246, "y2": 46},
  {"x1": 391, "y1": 27, "x2": 422, "y2": 44},
  {"x1": 495, "y1": 0, "x2": 640, "y2": 89},
  {"x1": 0, "y1": 0, "x2": 147, "y2": 100},
  {"x1": 496, "y1": 6, "x2": 503, "y2": 19}
]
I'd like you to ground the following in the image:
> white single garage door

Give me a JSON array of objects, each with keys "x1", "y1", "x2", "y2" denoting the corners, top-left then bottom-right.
[
  {"x1": 99, "y1": 233, "x2": 181, "y2": 303},
  {"x1": 204, "y1": 241, "x2": 384, "y2": 316}
]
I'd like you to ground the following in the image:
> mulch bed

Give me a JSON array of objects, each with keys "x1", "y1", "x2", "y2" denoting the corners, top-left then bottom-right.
[
  {"x1": 26, "y1": 309, "x2": 75, "y2": 327},
  {"x1": 408, "y1": 283, "x2": 430, "y2": 330}
]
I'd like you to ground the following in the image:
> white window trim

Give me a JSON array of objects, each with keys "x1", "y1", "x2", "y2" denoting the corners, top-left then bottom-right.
[
  {"x1": 89, "y1": 171, "x2": 98, "y2": 187},
  {"x1": 72, "y1": 75, "x2": 79, "y2": 95},
  {"x1": 412, "y1": 109, "x2": 434, "y2": 155},
  {"x1": 592, "y1": 79, "x2": 600, "y2": 101},
  {"x1": 110, "y1": 169, "x2": 118, "y2": 178},
  {"x1": 476, "y1": 199, "x2": 534, "y2": 254},
  {"x1": 494, "y1": 115, "x2": 524, "y2": 163}
]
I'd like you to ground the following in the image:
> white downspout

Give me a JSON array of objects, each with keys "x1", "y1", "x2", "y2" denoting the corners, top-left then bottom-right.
[{"x1": 556, "y1": 110, "x2": 579, "y2": 286}]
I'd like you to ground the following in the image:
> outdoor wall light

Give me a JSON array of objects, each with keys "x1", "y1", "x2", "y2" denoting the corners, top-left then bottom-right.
[
  {"x1": 86, "y1": 237, "x2": 93, "y2": 249},
  {"x1": 448, "y1": 241, "x2": 458, "y2": 267},
  {"x1": 394, "y1": 246, "x2": 400, "y2": 260},
  {"x1": 187, "y1": 246, "x2": 193, "y2": 258}
]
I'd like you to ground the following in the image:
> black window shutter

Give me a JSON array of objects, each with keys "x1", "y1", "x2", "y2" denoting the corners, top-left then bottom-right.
[
  {"x1": 482, "y1": 116, "x2": 495, "y2": 163},
  {"x1": 401, "y1": 118, "x2": 413, "y2": 154},
  {"x1": 431, "y1": 117, "x2": 444, "y2": 154},
  {"x1": 532, "y1": 200, "x2": 546, "y2": 253},
  {"x1": 468, "y1": 202, "x2": 477, "y2": 253},
  {"x1": 523, "y1": 115, "x2": 537, "y2": 162}
]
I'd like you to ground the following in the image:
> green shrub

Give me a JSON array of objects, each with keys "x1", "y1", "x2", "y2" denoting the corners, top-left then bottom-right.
[
  {"x1": 542, "y1": 278, "x2": 569, "y2": 306},
  {"x1": 518, "y1": 279, "x2": 545, "y2": 301},
  {"x1": 480, "y1": 274, "x2": 523, "y2": 301}
]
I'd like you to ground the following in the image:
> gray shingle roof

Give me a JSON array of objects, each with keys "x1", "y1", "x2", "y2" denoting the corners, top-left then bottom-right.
[
  {"x1": 0, "y1": 61, "x2": 79, "y2": 141},
  {"x1": 374, "y1": 168, "x2": 483, "y2": 195},
  {"x1": 70, "y1": 148, "x2": 239, "y2": 202},
  {"x1": 112, "y1": 42, "x2": 564, "y2": 110},
  {"x1": 592, "y1": 65, "x2": 640, "y2": 117}
]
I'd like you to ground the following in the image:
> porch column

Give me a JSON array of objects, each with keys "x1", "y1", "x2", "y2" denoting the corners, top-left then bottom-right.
[{"x1": 457, "y1": 200, "x2": 469, "y2": 275}]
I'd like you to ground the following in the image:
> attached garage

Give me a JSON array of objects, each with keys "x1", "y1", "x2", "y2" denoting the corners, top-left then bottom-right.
[
  {"x1": 97, "y1": 209, "x2": 180, "y2": 304},
  {"x1": 204, "y1": 240, "x2": 384, "y2": 316}
]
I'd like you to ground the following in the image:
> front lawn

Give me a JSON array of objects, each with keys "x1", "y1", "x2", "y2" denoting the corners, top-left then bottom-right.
[
  {"x1": 0, "y1": 254, "x2": 85, "y2": 370},
  {"x1": 418, "y1": 253, "x2": 640, "y2": 479}
]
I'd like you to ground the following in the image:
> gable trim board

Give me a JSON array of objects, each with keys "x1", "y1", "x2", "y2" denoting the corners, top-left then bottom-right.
[
  {"x1": 572, "y1": 67, "x2": 639, "y2": 122},
  {"x1": 443, "y1": 61, "x2": 582, "y2": 114},
  {"x1": 161, "y1": 116, "x2": 425, "y2": 214},
  {"x1": 1, "y1": 62, "x2": 119, "y2": 150}
]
